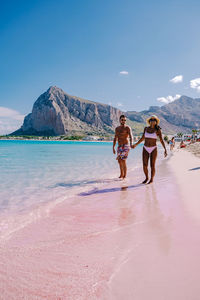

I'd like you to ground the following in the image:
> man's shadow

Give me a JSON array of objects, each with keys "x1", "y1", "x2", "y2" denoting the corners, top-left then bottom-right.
[
  {"x1": 79, "y1": 183, "x2": 144, "y2": 196},
  {"x1": 188, "y1": 167, "x2": 200, "y2": 171}
]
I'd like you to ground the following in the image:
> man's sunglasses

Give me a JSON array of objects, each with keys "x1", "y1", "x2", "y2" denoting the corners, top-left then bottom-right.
[{"x1": 149, "y1": 119, "x2": 157, "y2": 122}]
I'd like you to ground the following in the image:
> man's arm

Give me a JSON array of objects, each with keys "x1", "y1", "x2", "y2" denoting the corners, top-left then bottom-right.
[
  {"x1": 128, "y1": 126, "x2": 133, "y2": 147},
  {"x1": 132, "y1": 127, "x2": 146, "y2": 148},
  {"x1": 113, "y1": 128, "x2": 118, "y2": 154},
  {"x1": 158, "y1": 129, "x2": 167, "y2": 157}
]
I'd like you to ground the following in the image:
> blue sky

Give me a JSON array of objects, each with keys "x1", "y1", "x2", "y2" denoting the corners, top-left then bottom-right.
[{"x1": 0, "y1": 0, "x2": 200, "y2": 133}]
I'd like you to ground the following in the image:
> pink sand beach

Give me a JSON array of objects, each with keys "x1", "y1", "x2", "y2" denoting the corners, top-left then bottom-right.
[{"x1": 1, "y1": 149, "x2": 200, "y2": 300}]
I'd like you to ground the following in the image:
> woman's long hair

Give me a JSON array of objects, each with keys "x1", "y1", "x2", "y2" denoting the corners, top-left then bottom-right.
[{"x1": 155, "y1": 124, "x2": 161, "y2": 131}]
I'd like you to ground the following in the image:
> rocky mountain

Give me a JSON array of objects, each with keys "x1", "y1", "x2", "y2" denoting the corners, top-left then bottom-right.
[
  {"x1": 127, "y1": 96, "x2": 200, "y2": 134},
  {"x1": 12, "y1": 87, "x2": 200, "y2": 136},
  {"x1": 12, "y1": 86, "x2": 123, "y2": 136}
]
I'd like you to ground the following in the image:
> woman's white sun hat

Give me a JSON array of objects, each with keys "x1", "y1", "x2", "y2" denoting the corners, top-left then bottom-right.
[{"x1": 146, "y1": 115, "x2": 160, "y2": 125}]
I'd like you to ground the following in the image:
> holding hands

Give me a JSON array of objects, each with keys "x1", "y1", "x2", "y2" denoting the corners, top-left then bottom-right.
[{"x1": 131, "y1": 144, "x2": 136, "y2": 149}]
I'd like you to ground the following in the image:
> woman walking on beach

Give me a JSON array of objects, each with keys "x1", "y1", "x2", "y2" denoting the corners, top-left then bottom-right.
[
  {"x1": 132, "y1": 115, "x2": 167, "y2": 184},
  {"x1": 169, "y1": 137, "x2": 175, "y2": 151}
]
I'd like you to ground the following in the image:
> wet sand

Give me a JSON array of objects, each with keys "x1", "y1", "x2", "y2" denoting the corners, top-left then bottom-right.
[{"x1": 1, "y1": 149, "x2": 200, "y2": 300}]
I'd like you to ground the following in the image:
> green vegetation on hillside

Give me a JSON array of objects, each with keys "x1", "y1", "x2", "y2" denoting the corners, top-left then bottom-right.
[{"x1": 61, "y1": 135, "x2": 83, "y2": 140}]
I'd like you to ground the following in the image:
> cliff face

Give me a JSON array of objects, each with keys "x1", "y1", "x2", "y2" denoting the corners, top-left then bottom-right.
[
  {"x1": 160, "y1": 96, "x2": 200, "y2": 129},
  {"x1": 14, "y1": 86, "x2": 122, "y2": 136},
  {"x1": 126, "y1": 96, "x2": 200, "y2": 134},
  {"x1": 12, "y1": 87, "x2": 200, "y2": 136}
]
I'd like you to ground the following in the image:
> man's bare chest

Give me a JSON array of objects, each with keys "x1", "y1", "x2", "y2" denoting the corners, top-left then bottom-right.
[{"x1": 117, "y1": 128, "x2": 129, "y2": 135}]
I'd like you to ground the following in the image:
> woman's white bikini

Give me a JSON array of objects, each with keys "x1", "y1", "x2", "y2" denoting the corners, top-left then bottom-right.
[
  {"x1": 131, "y1": 114, "x2": 167, "y2": 184},
  {"x1": 144, "y1": 129, "x2": 157, "y2": 153}
]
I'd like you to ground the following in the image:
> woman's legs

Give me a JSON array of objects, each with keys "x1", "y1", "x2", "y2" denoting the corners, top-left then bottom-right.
[
  {"x1": 149, "y1": 147, "x2": 157, "y2": 184},
  {"x1": 142, "y1": 147, "x2": 149, "y2": 183}
]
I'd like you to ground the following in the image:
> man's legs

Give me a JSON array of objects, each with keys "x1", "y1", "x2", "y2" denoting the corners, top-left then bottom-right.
[
  {"x1": 121, "y1": 159, "x2": 127, "y2": 178},
  {"x1": 118, "y1": 158, "x2": 124, "y2": 178},
  {"x1": 117, "y1": 146, "x2": 129, "y2": 179}
]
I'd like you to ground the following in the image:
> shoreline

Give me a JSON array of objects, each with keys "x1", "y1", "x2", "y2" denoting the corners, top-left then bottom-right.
[
  {"x1": 1, "y1": 149, "x2": 200, "y2": 299},
  {"x1": 0, "y1": 138, "x2": 113, "y2": 143}
]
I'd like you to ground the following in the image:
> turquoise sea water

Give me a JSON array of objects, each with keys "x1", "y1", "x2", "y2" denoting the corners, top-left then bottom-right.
[{"x1": 0, "y1": 140, "x2": 142, "y2": 216}]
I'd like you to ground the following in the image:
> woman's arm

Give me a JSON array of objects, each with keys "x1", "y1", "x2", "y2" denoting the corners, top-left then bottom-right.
[
  {"x1": 158, "y1": 129, "x2": 167, "y2": 157},
  {"x1": 132, "y1": 128, "x2": 146, "y2": 148}
]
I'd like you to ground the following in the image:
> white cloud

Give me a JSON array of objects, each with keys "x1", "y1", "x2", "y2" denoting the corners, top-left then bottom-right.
[
  {"x1": 169, "y1": 75, "x2": 183, "y2": 84},
  {"x1": 190, "y1": 78, "x2": 200, "y2": 92},
  {"x1": 157, "y1": 94, "x2": 181, "y2": 104},
  {"x1": 119, "y1": 71, "x2": 129, "y2": 75},
  {"x1": 117, "y1": 102, "x2": 123, "y2": 107},
  {"x1": 0, "y1": 107, "x2": 25, "y2": 121},
  {"x1": 0, "y1": 107, "x2": 25, "y2": 135}
]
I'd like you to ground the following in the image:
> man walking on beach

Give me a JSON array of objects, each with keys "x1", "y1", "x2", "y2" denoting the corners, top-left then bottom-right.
[{"x1": 113, "y1": 115, "x2": 133, "y2": 179}]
